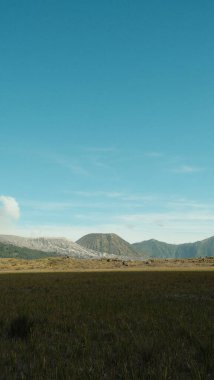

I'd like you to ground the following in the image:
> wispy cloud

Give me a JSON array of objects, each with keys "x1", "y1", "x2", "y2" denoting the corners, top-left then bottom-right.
[
  {"x1": 3, "y1": 193, "x2": 214, "y2": 244},
  {"x1": 144, "y1": 152, "x2": 163, "y2": 158},
  {"x1": 52, "y1": 155, "x2": 89, "y2": 176},
  {"x1": 71, "y1": 191, "x2": 123, "y2": 198},
  {"x1": 83, "y1": 147, "x2": 117, "y2": 153},
  {"x1": 116, "y1": 211, "x2": 214, "y2": 223},
  {"x1": 90, "y1": 158, "x2": 112, "y2": 169},
  {"x1": 39, "y1": 150, "x2": 90, "y2": 176},
  {"x1": 121, "y1": 194, "x2": 158, "y2": 202},
  {"x1": 172, "y1": 165, "x2": 203, "y2": 174},
  {"x1": 20, "y1": 200, "x2": 114, "y2": 212},
  {"x1": 167, "y1": 199, "x2": 214, "y2": 210},
  {"x1": 68, "y1": 191, "x2": 160, "y2": 203},
  {"x1": 7, "y1": 216, "x2": 214, "y2": 244}
]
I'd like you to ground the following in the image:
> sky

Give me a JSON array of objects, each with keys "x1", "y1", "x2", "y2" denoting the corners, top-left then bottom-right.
[{"x1": 0, "y1": 0, "x2": 214, "y2": 243}]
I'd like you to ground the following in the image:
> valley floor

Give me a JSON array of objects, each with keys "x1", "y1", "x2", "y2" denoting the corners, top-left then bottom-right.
[
  {"x1": 0, "y1": 271, "x2": 213, "y2": 379},
  {"x1": 0, "y1": 256, "x2": 214, "y2": 272}
]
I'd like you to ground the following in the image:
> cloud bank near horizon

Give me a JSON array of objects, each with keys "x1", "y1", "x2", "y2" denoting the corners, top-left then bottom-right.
[
  {"x1": 0, "y1": 193, "x2": 212, "y2": 244},
  {"x1": 0, "y1": 194, "x2": 213, "y2": 244}
]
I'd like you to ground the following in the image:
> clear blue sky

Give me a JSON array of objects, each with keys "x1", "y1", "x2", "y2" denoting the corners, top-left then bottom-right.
[{"x1": 0, "y1": 0, "x2": 214, "y2": 243}]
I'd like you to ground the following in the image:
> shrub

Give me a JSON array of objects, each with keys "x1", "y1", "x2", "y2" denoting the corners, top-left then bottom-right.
[{"x1": 8, "y1": 315, "x2": 33, "y2": 340}]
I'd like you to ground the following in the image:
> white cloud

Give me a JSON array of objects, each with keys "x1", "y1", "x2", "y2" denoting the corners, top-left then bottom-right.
[
  {"x1": 172, "y1": 165, "x2": 203, "y2": 173},
  {"x1": 84, "y1": 147, "x2": 117, "y2": 153},
  {"x1": 144, "y1": 152, "x2": 163, "y2": 158},
  {"x1": 116, "y1": 211, "x2": 214, "y2": 223},
  {"x1": 46, "y1": 153, "x2": 89, "y2": 176},
  {"x1": 71, "y1": 191, "x2": 123, "y2": 198},
  {"x1": 121, "y1": 194, "x2": 158, "y2": 202},
  {"x1": 0, "y1": 195, "x2": 20, "y2": 220}
]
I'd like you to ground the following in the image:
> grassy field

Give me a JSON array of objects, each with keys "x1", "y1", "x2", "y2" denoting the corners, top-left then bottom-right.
[
  {"x1": 0, "y1": 271, "x2": 213, "y2": 379},
  {"x1": 0, "y1": 256, "x2": 214, "y2": 272}
]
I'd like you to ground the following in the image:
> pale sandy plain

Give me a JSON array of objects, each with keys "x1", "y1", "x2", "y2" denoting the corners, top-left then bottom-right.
[{"x1": 0, "y1": 256, "x2": 214, "y2": 273}]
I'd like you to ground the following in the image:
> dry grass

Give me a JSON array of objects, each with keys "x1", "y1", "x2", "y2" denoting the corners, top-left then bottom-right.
[
  {"x1": 0, "y1": 271, "x2": 213, "y2": 379},
  {"x1": 0, "y1": 256, "x2": 214, "y2": 273}
]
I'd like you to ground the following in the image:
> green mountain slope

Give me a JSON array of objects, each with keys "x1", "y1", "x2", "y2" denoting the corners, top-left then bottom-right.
[
  {"x1": 132, "y1": 239, "x2": 177, "y2": 258},
  {"x1": 77, "y1": 233, "x2": 143, "y2": 259},
  {"x1": 132, "y1": 236, "x2": 214, "y2": 258},
  {"x1": 0, "y1": 242, "x2": 59, "y2": 260}
]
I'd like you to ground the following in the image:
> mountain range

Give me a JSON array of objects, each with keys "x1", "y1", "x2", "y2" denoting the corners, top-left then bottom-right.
[
  {"x1": 132, "y1": 236, "x2": 214, "y2": 259},
  {"x1": 0, "y1": 233, "x2": 214, "y2": 260}
]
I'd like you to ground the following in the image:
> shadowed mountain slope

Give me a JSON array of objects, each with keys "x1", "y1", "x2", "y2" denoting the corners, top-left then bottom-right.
[
  {"x1": 0, "y1": 242, "x2": 59, "y2": 260},
  {"x1": 132, "y1": 236, "x2": 214, "y2": 258}
]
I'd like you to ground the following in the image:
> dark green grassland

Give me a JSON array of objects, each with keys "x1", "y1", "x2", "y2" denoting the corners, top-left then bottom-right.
[
  {"x1": 0, "y1": 242, "x2": 58, "y2": 260},
  {"x1": 0, "y1": 271, "x2": 213, "y2": 379}
]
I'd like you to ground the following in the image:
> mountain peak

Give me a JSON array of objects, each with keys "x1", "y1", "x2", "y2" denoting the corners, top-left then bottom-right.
[{"x1": 77, "y1": 233, "x2": 142, "y2": 258}]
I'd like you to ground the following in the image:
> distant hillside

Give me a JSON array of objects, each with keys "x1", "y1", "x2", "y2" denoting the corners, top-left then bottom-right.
[
  {"x1": 0, "y1": 235, "x2": 117, "y2": 260},
  {"x1": 132, "y1": 240, "x2": 177, "y2": 258},
  {"x1": 1, "y1": 233, "x2": 214, "y2": 261},
  {"x1": 132, "y1": 236, "x2": 214, "y2": 258},
  {"x1": 77, "y1": 233, "x2": 143, "y2": 259},
  {"x1": 0, "y1": 242, "x2": 59, "y2": 260}
]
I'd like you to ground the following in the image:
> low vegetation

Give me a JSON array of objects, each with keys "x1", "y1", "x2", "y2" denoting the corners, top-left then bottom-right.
[
  {"x1": 0, "y1": 271, "x2": 213, "y2": 379},
  {"x1": 0, "y1": 242, "x2": 58, "y2": 260}
]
